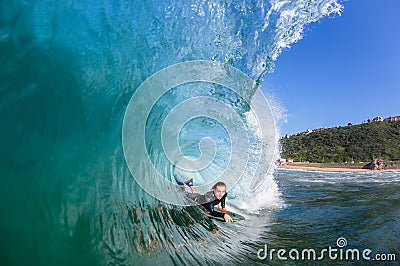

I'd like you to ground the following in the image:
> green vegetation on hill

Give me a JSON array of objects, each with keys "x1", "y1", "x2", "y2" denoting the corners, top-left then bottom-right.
[{"x1": 280, "y1": 121, "x2": 400, "y2": 163}]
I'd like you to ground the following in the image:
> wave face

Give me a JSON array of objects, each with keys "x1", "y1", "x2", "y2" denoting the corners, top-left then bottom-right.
[{"x1": 0, "y1": 0, "x2": 341, "y2": 265}]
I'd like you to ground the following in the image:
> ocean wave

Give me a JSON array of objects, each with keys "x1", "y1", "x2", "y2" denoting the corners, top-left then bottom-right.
[{"x1": 0, "y1": 0, "x2": 342, "y2": 264}]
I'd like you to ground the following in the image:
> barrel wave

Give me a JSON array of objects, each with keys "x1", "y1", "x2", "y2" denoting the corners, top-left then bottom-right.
[{"x1": 0, "y1": 1, "x2": 342, "y2": 265}]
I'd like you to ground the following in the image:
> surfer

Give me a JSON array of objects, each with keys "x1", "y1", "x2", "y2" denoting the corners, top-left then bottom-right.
[{"x1": 177, "y1": 178, "x2": 233, "y2": 223}]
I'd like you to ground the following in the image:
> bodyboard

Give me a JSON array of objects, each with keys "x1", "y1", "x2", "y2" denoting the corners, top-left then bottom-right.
[{"x1": 208, "y1": 207, "x2": 245, "y2": 222}]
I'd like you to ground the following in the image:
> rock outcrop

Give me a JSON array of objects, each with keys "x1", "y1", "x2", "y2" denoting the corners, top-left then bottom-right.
[{"x1": 363, "y1": 159, "x2": 387, "y2": 170}]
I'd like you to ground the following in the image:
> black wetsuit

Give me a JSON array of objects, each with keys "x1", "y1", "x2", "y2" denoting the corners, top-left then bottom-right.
[{"x1": 185, "y1": 191, "x2": 227, "y2": 218}]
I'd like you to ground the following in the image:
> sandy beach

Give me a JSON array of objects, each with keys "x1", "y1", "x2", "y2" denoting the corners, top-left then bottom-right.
[{"x1": 278, "y1": 163, "x2": 400, "y2": 173}]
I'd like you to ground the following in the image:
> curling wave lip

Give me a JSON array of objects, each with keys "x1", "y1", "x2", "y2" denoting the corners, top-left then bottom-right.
[{"x1": 122, "y1": 60, "x2": 276, "y2": 204}]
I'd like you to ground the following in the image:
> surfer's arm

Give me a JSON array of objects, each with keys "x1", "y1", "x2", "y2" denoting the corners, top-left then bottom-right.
[
  {"x1": 203, "y1": 202, "x2": 232, "y2": 222},
  {"x1": 203, "y1": 202, "x2": 225, "y2": 218},
  {"x1": 217, "y1": 203, "x2": 227, "y2": 212},
  {"x1": 217, "y1": 194, "x2": 228, "y2": 212}
]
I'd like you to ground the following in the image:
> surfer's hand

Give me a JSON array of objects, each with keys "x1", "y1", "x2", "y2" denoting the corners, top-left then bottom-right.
[{"x1": 223, "y1": 214, "x2": 233, "y2": 223}]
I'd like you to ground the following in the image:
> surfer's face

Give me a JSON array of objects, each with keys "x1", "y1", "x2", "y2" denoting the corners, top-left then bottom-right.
[{"x1": 213, "y1": 185, "x2": 226, "y2": 200}]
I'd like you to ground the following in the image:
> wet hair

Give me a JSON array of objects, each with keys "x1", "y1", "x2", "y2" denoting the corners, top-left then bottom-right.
[{"x1": 212, "y1": 181, "x2": 226, "y2": 190}]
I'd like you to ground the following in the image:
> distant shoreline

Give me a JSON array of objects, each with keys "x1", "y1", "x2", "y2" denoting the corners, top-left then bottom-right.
[{"x1": 278, "y1": 162, "x2": 400, "y2": 173}]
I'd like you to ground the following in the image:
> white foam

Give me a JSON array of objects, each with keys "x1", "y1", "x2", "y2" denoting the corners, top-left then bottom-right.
[{"x1": 228, "y1": 92, "x2": 287, "y2": 213}]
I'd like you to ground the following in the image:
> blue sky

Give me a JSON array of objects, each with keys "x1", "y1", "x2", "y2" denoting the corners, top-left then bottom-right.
[{"x1": 264, "y1": 0, "x2": 400, "y2": 136}]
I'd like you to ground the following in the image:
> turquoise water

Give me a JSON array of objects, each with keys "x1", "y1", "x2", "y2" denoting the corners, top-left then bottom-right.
[
  {"x1": 6, "y1": 0, "x2": 399, "y2": 265},
  {"x1": 265, "y1": 170, "x2": 400, "y2": 265}
]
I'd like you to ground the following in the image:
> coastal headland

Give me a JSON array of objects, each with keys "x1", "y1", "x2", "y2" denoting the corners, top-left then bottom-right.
[
  {"x1": 278, "y1": 162, "x2": 400, "y2": 173},
  {"x1": 280, "y1": 117, "x2": 400, "y2": 173}
]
